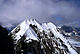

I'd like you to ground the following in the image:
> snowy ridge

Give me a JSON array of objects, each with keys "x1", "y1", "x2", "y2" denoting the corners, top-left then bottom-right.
[
  {"x1": 47, "y1": 23, "x2": 77, "y2": 54},
  {"x1": 9, "y1": 19, "x2": 78, "y2": 54},
  {"x1": 9, "y1": 20, "x2": 29, "y2": 43}
]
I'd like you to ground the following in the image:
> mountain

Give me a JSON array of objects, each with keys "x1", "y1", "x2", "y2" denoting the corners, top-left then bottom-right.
[
  {"x1": 0, "y1": 25, "x2": 14, "y2": 54},
  {"x1": 58, "y1": 25, "x2": 80, "y2": 36},
  {"x1": 9, "y1": 19, "x2": 78, "y2": 54}
]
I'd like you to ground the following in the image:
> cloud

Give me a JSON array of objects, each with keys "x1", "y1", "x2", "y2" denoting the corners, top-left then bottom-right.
[{"x1": 0, "y1": 0, "x2": 80, "y2": 28}]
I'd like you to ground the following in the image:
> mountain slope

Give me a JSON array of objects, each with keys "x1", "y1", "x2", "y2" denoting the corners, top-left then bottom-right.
[{"x1": 0, "y1": 25, "x2": 14, "y2": 54}]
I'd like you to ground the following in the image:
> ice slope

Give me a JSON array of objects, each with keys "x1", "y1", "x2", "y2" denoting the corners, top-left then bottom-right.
[{"x1": 25, "y1": 27, "x2": 38, "y2": 40}]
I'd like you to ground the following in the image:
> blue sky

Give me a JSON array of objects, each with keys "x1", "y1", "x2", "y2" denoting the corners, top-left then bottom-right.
[{"x1": 0, "y1": 0, "x2": 80, "y2": 28}]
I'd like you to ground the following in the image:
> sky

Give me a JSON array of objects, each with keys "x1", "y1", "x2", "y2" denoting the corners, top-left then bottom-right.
[{"x1": 0, "y1": 0, "x2": 80, "y2": 28}]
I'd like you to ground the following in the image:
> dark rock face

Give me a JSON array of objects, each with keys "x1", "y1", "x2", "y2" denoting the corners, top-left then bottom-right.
[
  {"x1": 0, "y1": 25, "x2": 14, "y2": 54},
  {"x1": 21, "y1": 40, "x2": 40, "y2": 54}
]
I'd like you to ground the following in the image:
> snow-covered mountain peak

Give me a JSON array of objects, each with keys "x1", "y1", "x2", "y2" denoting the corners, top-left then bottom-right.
[{"x1": 9, "y1": 19, "x2": 78, "y2": 54}]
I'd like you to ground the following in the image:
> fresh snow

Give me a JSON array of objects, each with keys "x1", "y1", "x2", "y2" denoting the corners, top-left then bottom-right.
[{"x1": 11, "y1": 20, "x2": 29, "y2": 42}]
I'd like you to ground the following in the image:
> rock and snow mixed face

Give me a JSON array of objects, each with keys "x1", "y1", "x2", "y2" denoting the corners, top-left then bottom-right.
[{"x1": 9, "y1": 19, "x2": 78, "y2": 54}]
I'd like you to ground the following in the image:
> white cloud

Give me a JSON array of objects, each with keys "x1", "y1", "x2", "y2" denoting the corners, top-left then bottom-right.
[{"x1": 0, "y1": 0, "x2": 80, "y2": 28}]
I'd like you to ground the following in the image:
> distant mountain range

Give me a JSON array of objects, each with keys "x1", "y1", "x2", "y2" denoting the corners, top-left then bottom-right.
[{"x1": 58, "y1": 25, "x2": 80, "y2": 36}]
